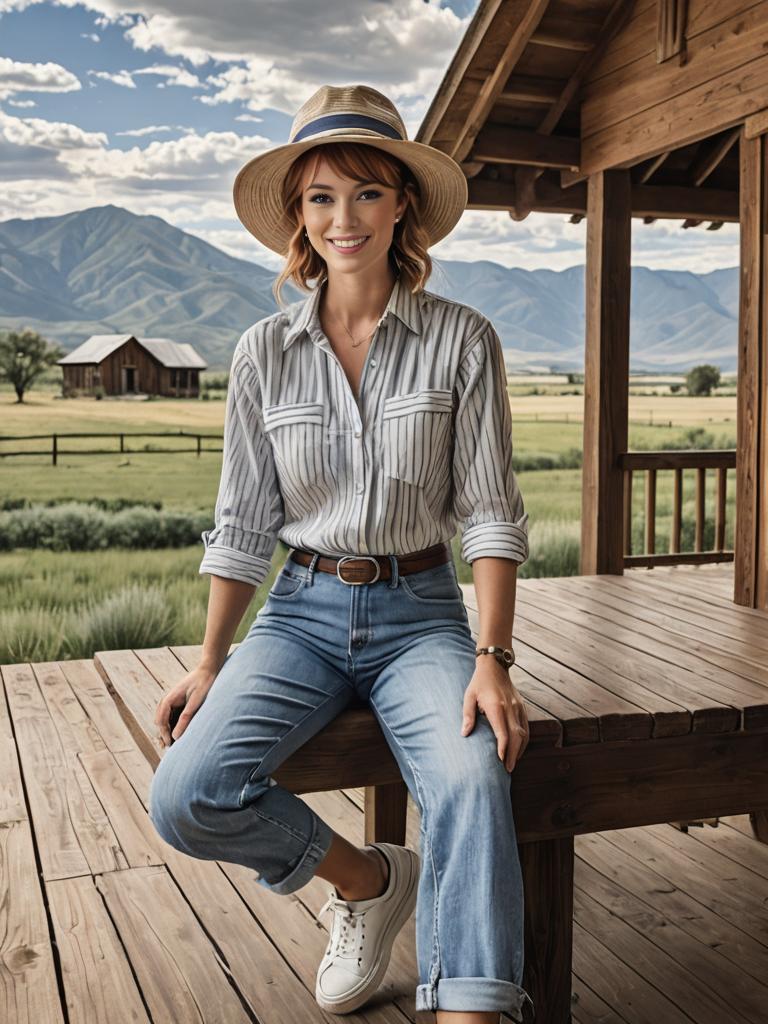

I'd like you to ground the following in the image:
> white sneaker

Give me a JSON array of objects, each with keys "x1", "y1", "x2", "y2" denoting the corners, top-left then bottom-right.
[{"x1": 315, "y1": 842, "x2": 420, "y2": 1014}]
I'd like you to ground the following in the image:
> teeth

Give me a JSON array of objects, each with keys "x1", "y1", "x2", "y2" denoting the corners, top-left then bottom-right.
[{"x1": 331, "y1": 237, "x2": 368, "y2": 248}]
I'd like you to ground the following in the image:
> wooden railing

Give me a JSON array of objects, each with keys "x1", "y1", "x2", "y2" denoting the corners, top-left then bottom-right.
[{"x1": 619, "y1": 450, "x2": 736, "y2": 567}]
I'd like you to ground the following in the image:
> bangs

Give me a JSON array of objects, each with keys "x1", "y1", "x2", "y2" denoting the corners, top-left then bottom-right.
[{"x1": 293, "y1": 141, "x2": 406, "y2": 194}]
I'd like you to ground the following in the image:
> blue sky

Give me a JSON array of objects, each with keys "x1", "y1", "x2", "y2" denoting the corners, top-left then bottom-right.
[{"x1": 0, "y1": 0, "x2": 738, "y2": 273}]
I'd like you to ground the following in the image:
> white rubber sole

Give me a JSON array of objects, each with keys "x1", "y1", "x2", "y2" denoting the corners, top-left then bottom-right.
[{"x1": 315, "y1": 845, "x2": 420, "y2": 1014}]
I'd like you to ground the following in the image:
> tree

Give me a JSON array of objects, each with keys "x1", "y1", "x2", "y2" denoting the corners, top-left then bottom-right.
[
  {"x1": 685, "y1": 363, "x2": 721, "y2": 397},
  {"x1": 0, "y1": 329, "x2": 64, "y2": 403}
]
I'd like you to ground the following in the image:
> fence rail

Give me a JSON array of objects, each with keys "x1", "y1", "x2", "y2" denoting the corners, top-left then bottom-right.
[{"x1": 0, "y1": 431, "x2": 224, "y2": 465}]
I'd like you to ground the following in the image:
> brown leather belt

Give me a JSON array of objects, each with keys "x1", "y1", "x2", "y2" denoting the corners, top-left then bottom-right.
[{"x1": 288, "y1": 541, "x2": 451, "y2": 585}]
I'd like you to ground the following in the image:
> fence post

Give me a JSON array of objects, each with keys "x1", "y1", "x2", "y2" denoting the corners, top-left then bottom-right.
[
  {"x1": 197, "y1": 435, "x2": 202, "y2": 458},
  {"x1": 120, "y1": 433, "x2": 124, "y2": 453},
  {"x1": 52, "y1": 433, "x2": 57, "y2": 466}
]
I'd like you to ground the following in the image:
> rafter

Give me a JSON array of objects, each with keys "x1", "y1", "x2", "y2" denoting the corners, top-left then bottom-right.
[
  {"x1": 511, "y1": 0, "x2": 638, "y2": 221},
  {"x1": 689, "y1": 127, "x2": 740, "y2": 186},
  {"x1": 447, "y1": 0, "x2": 550, "y2": 165},
  {"x1": 471, "y1": 125, "x2": 580, "y2": 170}
]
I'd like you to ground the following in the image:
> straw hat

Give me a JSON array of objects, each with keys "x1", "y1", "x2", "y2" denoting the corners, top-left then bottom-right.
[{"x1": 232, "y1": 84, "x2": 468, "y2": 256}]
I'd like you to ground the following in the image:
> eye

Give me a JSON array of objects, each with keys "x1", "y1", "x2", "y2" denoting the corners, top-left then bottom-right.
[
  {"x1": 359, "y1": 189, "x2": 381, "y2": 200},
  {"x1": 308, "y1": 189, "x2": 382, "y2": 204}
]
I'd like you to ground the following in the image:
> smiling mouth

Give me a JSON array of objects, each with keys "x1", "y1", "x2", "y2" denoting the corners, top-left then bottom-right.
[{"x1": 327, "y1": 236, "x2": 370, "y2": 252}]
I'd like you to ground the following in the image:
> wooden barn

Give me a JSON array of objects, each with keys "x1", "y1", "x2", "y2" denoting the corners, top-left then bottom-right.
[{"x1": 57, "y1": 334, "x2": 207, "y2": 398}]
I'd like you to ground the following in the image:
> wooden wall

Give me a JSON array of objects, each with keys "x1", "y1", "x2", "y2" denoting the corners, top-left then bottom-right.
[{"x1": 581, "y1": 0, "x2": 768, "y2": 173}]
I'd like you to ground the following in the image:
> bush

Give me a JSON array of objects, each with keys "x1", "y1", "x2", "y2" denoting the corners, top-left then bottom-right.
[
  {"x1": 62, "y1": 583, "x2": 177, "y2": 658},
  {"x1": 0, "y1": 502, "x2": 209, "y2": 551}
]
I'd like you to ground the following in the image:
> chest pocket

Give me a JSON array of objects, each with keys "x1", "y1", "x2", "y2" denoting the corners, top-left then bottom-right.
[
  {"x1": 263, "y1": 401, "x2": 325, "y2": 496},
  {"x1": 382, "y1": 388, "x2": 453, "y2": 489}
]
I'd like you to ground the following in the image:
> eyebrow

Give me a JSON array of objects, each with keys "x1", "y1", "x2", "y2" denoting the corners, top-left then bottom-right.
[{"x1": 306, "y1": 180, "x2": 380, "y2": 190}]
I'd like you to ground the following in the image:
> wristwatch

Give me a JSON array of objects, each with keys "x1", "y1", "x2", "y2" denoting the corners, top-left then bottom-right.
[{"x1": 475, "y1": 645, "x2": 516, "y2": 670}]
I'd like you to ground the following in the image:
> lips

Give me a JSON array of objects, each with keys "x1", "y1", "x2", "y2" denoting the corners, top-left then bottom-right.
[{"x1": 327, "y1": 236, "x2": 370, "y2": 253}]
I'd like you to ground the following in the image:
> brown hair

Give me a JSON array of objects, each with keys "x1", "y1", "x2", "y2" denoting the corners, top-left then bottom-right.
[{"x1": 272, "y1": 141, "x2": 432, "y2": 306}]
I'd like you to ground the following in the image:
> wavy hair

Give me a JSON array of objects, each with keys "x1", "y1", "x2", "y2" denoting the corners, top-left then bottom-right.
[{"x1": 272, "y1": 141, "x2": 432, "y2": 307}]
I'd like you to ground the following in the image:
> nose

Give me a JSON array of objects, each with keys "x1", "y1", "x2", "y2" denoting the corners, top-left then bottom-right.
[{"x1": 333, "y1": 196, "x2": 359, "y2": 229}]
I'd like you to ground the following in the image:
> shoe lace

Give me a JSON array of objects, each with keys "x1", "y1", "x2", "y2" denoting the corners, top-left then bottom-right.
[{"x1": 317, "y1": 891, "x2": 367, "y2": 962}]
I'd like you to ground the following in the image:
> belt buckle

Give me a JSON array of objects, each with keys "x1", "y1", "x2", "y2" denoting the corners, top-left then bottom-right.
[{"x1": 336, "y1": 555, "x2": 381, "y2": 585}]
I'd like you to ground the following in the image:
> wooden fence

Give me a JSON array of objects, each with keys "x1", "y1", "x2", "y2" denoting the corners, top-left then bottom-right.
[{"x1": 0, "y1": 432, "x2": 223, "y2": 465}]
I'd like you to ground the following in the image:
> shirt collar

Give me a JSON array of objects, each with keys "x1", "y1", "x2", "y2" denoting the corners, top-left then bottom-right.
[{"x1": 282, "y1": 274, "x2": 424, "y2": 350}]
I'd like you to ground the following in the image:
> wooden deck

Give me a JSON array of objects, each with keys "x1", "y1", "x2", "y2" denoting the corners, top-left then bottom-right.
[{"x1": 3, "y1": 563, "x2": 768, "y2": 1023}]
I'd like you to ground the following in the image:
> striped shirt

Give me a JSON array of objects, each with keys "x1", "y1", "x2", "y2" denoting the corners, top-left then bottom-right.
[{"x1": 200, "y1": 273, "x2": 529, "y2": 587}]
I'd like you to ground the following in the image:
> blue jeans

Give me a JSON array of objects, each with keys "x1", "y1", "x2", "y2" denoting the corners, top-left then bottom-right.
[{"x1": 149, "y1": 549, "x2": 534, "y2": 1018}]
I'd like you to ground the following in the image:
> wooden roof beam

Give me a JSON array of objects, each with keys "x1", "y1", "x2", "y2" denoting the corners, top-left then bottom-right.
[
  {"x1": 467, "y1": 177, "x2": 738, "y2": 221},
  {"x1": 529, "y1": 30, "x2": 592, "y2": 52},
  {"x1": 637, "y1": 151, "x2": 671, "y2": 184},
  {"x1": 511, "y1": 0, "x2": 638, "y2": 221},
  {"x1": 689, "y1": 127, "x2": 740, "y2": 186},
  {"x1": 471, "y1": 125, "x2": 580, "y2": 170},
  {"x1": 447, "y1": 0, "x2": 550, "y2": 164},
  {"x1": 498, "y1": 77, "x2": 562, "y2": 104}
]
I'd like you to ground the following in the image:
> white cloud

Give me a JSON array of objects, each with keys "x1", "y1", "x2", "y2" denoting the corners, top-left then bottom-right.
[
  {"x1": 132, "y1": 64, "x2": 203, "y2": 88},
  {"x1": 89, "y1": 68, "x2": 136, "y2": 88},
  {"x1": 0, "y1": 56, "x2": 81, "y2": 101},
  {"x1": 234, "y1": 113, "x2": 264, "y2": 123},
  {"x1": 80, "y1": 31, "x2": 100, "y2": 41},
  {"x1": 114, "y1": 124, "x2": 186, "y2": 137},
  {"x1": 7, "y1": 98, "x2": 36, "y2": 108}
]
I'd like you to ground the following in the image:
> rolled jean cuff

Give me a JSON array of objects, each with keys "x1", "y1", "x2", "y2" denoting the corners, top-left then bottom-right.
[
  {"x1": 256, "y1": 811, "x2": 334, "y2": 896},
  {"x1": 415, "y1": 976, "x2": 535, "y2": 1017}
]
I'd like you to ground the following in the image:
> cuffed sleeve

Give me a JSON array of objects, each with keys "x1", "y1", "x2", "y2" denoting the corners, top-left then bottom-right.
[
  {"x1": 452, "y1": 320, "x2": 529, "y2": 566},
  {"x1": 199, "y1": 344, "x2": 284, "y2": 587}
]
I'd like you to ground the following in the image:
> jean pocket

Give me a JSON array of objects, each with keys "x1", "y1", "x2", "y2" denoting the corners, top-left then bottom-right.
[
  {"x1": 382, "y1": 388, "x2": 453, "y2": 489},
  {"x1": 399, "y1": 560, "x2": 461, "y2": 603},
  {"x1": 268, "y1": 565, "x2": 309, "y2": 600}
]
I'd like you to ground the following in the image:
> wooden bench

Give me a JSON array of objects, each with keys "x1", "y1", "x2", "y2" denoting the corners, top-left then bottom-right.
[{"x1": 95, "y1": 564, "x2": 768, "y2": 1024}]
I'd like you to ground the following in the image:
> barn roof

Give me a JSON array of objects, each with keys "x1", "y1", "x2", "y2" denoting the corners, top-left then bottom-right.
[{"x1": 57, "y1": 334, "x2": 207, "y2": 369}]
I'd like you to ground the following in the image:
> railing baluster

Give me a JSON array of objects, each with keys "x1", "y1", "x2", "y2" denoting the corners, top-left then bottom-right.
[
  {"x1": 695, "y1": 466, "x2": 706, "y2": 553},
  {"x1": 670, "y1": 467, "x2": 682, "y2": 554},
  {"x1": 623, "y1": 469, "x2": 633, "y2": 556},
  {"x1": 715, "y1": 467, "x2": 727, "y2": 551},
  {"x1": 645, "y1": 468, "x2": 657, "y2": 556}
]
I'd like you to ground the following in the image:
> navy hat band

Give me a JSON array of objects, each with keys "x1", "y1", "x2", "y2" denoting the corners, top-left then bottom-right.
[{"x1": 293, "y1": 113, "x2": 404, "y2": 144}]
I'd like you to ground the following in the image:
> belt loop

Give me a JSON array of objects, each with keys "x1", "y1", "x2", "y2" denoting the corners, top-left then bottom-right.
[
  {"x1": 308, "y1": 551, "x2": 321, "y2": 585},
  {"x1": 388, "y1": 553, "x2": 399, "y2": 589}
]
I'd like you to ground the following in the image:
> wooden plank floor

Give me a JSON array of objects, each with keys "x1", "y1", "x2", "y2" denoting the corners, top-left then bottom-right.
[{"x1": 3, "y1": 563, "x2": 768, "y2": 1023}]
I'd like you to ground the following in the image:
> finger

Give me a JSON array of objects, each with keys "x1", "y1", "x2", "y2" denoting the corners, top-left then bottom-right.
[
  {"x1": 172, "y1": 699, "x2": 196, "y2": 741},
  {"x1": 506, "y1": 714, "x2": 529, "y2": 771},
  {"x1": 484, "y1": 702, "x2": 509, "y2": 763},
  {"x1": 461, "y1": 692, "x2": 477, "y2": 735}
]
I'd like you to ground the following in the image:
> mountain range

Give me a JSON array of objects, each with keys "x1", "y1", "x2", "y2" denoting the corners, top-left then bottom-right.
[{"x1": 0, "y1": 204, "x2": 739, "y2": 372}]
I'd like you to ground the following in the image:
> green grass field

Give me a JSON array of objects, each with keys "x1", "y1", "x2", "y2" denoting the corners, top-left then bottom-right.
[{"x1": 0, "y1": 384, "x2": 738, "y2": 663}]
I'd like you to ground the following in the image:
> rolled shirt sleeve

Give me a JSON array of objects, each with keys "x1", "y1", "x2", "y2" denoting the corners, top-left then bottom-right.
[
  {"x1": 452, "y1": 319, "x2": 530, "y2": 566},
  {"x1": 199, "y1": 343, "x2": 285, "y2": 587}
]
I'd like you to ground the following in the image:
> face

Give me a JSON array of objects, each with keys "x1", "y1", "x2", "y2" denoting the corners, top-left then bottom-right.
[{"x1": 299, "y1": 154, "x2": 408, "y2": 277}]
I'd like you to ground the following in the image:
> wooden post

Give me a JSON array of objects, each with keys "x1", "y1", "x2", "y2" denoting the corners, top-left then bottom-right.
[
  {"x1": 52, "y1": 433, "x2": 57, "y2": 466},
  {"x1": 581, "y1": 169, "x2": 632, "y2": 575},
  {"x1": 520, "y1": 836, "x2": 574, "y2": 1024},
  {"x1": 363, "y1": 782, "x2": 408, "y2": 846},
  {"x1": 736, "y1": 127, "x2": 768, "y2": 610}
]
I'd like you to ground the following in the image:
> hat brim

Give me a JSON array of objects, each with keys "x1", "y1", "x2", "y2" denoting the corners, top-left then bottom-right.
[{"x1": 232, "y1": 131, "x2": 468, "y2": 256}]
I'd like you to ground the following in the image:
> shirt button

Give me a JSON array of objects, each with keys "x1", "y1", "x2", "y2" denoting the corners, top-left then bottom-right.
[
  {"x1": 370, "y1": 359, "x2": 377, "y2": 367},
  {"x1": 354, "y1": 430, "x2": 361, "y2": 438}
]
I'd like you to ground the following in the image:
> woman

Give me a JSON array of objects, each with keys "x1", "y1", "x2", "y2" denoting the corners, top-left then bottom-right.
[{"x1": 149, "y1": 84, "x2": 534, "y2": 1024}]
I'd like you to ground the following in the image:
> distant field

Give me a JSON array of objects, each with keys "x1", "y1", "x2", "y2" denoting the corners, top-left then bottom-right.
[{"x1": 0, "y1": 382, "x2": 738, "y2": 662}]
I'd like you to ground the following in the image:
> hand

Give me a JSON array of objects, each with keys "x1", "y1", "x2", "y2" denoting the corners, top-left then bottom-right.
[
  {"x1": 461, "y1": 661, "x2": 530, "y2": 772},
  {"x1": 154, "y1": 666, "x2": 218, "y2": 747}
]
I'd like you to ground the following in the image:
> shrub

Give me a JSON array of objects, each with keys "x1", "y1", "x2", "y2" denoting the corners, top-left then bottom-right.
[{"x1": 62, "y1": 583, "x2": 177, "y2": 658}]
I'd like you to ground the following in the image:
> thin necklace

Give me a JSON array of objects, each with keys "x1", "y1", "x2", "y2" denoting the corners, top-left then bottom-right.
[{"x1": 325, "y1": 300, "x2": 390, "y2": 349}]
